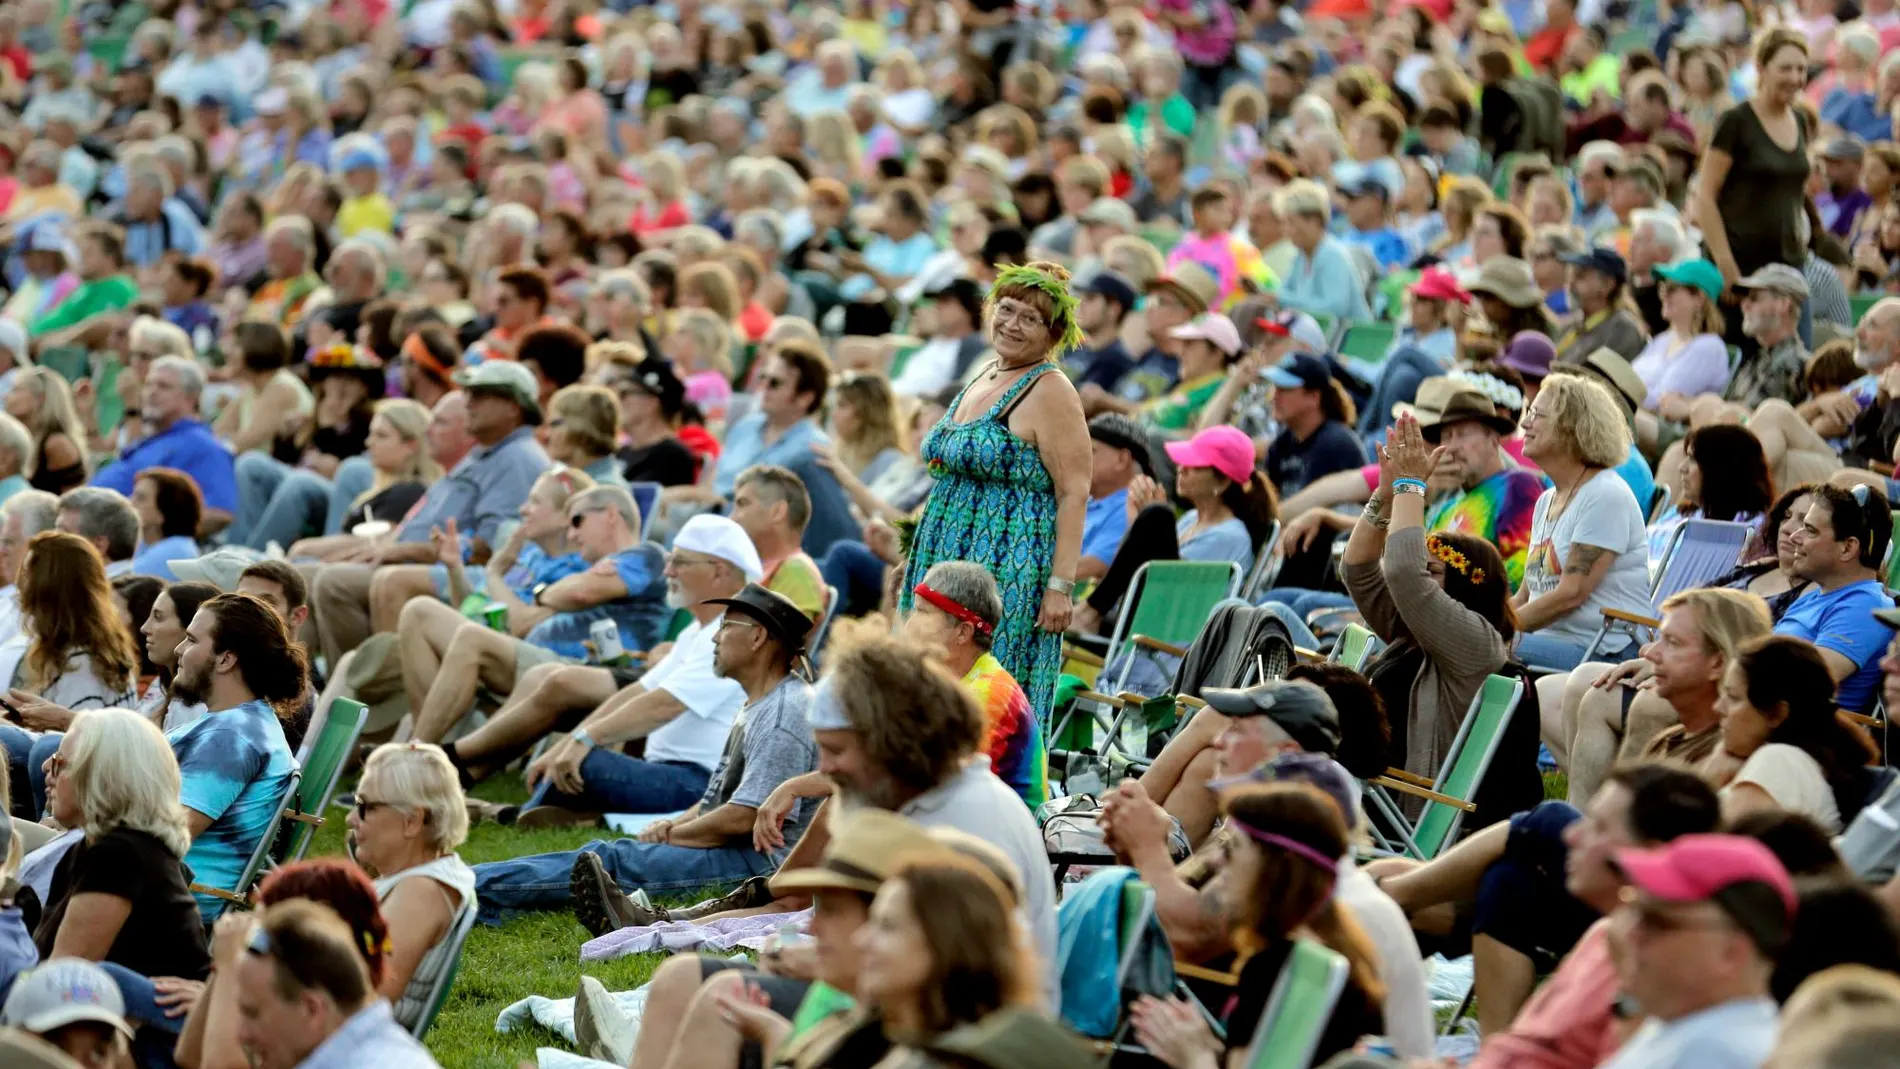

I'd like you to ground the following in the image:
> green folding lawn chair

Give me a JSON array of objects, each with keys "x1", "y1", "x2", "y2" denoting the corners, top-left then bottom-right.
[
  {"x1": 1366, "y1": 673, "x2": 1525, "y2": 860},
  {"x1": 1337, "y1": 323, "x2": 1397, "y2": 364},
  {"x1": 410, "y1": 905, "x2": 479, "y2": 1039},
  {"x1": 1052, "y1": 560, "x2": 1239, "y2": 779},
  {"x1": 1241, "y1": 939, "x2": 1350, "y2": 1069},
  {"x1": 1327, "y1": 623, "x2": 1381, "y2": 672},
  {"x1": 282, "y1": 699, "x2": 370, "y2": 861}
]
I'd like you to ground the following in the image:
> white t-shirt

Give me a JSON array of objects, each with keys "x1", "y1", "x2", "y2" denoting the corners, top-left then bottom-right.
[
  {"x1": 1522, "y1": 472, "x2": 1652, "y2": 643},
  {"x1": 1337, "y1": 865, "x2": 1434, "y2": 1060},
  {"x1": 640, "y1": 614, "x2": 747, "y2": 770},
  {"x1": 898, "y1": 759, "x2": 1061, "y2": 1009},
  {"x1": 1725, "y1": 742, "x2": 1842, "y2": 833}
]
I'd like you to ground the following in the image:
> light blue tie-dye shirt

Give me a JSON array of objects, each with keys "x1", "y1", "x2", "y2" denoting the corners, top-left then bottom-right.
[{"x1": 168, "y1": 698, "x2": 296, "y2": 920}]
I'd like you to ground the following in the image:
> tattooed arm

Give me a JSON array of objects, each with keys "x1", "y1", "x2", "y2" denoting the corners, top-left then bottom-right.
[{"x1": 1514, "y1": 543, "x2": 1616, "y2": 633}]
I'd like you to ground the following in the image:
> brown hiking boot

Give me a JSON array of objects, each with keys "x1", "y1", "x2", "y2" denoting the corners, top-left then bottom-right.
[
  {"x1": 569, "y1": 852, "x2": 666, "y2": 939},
  {"x1": 664, "y1": 875, "x2": 777, "y2": 922}
]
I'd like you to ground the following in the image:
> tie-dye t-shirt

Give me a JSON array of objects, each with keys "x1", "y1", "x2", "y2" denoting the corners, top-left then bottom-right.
[
  {"x1": 1425, "y1": 467, "x2": 1547, "y2": 591},
  {"x1": 168, "y1": 698, "x2": 296, "y2": 920},
  {"x1": 964, "y1": 652, "x2": 1049, "y2": 807}
]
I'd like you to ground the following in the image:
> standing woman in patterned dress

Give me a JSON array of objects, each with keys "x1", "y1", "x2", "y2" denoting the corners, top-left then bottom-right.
[{"x1": 901, "y1": 262, "x2": 1091, "y2": 721}]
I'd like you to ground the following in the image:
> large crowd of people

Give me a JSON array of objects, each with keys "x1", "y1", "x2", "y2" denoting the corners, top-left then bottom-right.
[{"x1": 3, "y1": 0, "x2": 1900, "y2": 1067}]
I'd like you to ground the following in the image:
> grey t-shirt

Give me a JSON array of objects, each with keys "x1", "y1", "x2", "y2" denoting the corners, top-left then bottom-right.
[
  {"x1": 1522, "y1": 470, "x2": 1652, "y2": 643},
  {"x1": 899, "y1": 760, "x2": 1061, "y2": 1009},
  {"x1": 700, "y1": 674, "x2": 818, "y2": 856}
]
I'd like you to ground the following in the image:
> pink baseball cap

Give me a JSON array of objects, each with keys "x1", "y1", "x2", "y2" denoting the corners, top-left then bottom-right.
[
  {"x1": 1614, "y1": 834, "x2": 1796, "y2": 950},
  {"x1": 1409, "y1": 266, "x2": 1471, "y2": 305},
  {"x1": 1169, "y1": 314, "x2": 1243, "y2": 357},
  {"x1": 1164, "y1": 425, "x2": 1256, "y2": 485}
]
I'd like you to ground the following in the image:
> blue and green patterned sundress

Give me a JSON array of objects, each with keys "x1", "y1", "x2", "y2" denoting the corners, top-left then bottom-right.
[{"x1": 902, "y1": 364, "x2": 1062, "y2": 720}]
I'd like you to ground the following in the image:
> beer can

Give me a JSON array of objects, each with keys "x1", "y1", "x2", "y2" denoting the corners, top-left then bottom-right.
[
  {"x1": 590, "y1": 618, "x2": 625, "y2": 663},
  {"x1": 483, "y1": 604, "x2": 508, "y2": 632}
]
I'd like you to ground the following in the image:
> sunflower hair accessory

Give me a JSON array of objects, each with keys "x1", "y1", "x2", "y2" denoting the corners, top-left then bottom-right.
[
  {"x1": 1425, "y1": 535, "x2": 1486, "y2": 586},
  {"x1": 985, "y1": 261, "x2": 1085, "y2": 360}
]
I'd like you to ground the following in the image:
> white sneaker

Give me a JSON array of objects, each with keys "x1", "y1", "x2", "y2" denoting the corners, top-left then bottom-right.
[{"x1": 574, "y1": 975, "x2": 636, "y2": 1066}]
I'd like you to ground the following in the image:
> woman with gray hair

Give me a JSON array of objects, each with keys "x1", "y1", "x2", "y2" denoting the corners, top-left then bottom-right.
[
  {"x1": 34, "y1": 709, "x2": 210, "y2": 1021},
  {"x1": 347, "y1": 742, "x2": 475, "y2": 1029},
  {"x1": 1511, "y1": 371, "x2": 1653, "y2": 670}
]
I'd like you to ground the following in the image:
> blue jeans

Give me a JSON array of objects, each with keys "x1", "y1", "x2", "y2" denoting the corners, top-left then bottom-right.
[
  {"x1": 96, "y1": 962, "x2": 183, "y2": 1069},
  {"x1": 0, "y1": 725, "x2": 58, "y2": 818},
  {"x1": 820, "y1": 540, "x2": 887, "y2": 618},
  {"x1": 473, "y1": 836, "x2": 775, "y2": 924},
  {"x1": 233, "y1": 453, "x2": 377, "y2": 549},
  {"x1": 323, "y1": 455, "x2": 377, "y2": 535},
  {"x1": 1258, "y1": 588, "x2": 1356, "y2": 619},
  {"x1": 521, "y1": 752, "x2": 710, "y2": 815},
  {"x1": 1263, "y1": 602, "x2": 1322, "y2": 651},
  {"x1": 1357, "y1": 346, "x2": 1449, "y2": 438},
  {"x1": 1514, "y1": 631, "x2": 1635, "y2": 672}
]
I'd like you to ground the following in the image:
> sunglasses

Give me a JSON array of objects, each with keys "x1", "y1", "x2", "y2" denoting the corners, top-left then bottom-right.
[
  {"x1": 353, "y1": 796, "x2": 390, "y2": 821},
  {"x1": 570, "y1": 508, "x2": 603, "y2": 529}
]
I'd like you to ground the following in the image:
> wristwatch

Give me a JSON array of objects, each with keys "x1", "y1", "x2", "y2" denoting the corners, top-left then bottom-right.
[{"x1": 570, "y1": 729, "x2": 597, "y2": 751}]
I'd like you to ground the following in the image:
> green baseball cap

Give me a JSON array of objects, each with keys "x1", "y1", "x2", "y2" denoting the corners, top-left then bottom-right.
[{"x1": 1653, "y1": 258, "x2": 1726, "y2": 303}]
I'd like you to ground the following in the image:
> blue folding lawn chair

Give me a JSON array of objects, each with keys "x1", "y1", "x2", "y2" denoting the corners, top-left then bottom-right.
[{"x1": 1567, "y1": 518, "x2": 1752, "y2": 666}]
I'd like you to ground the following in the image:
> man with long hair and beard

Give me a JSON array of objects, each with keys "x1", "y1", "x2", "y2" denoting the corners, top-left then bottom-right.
[{"x1": 166, "y1": 592, "x2": 306, "y2": 918}]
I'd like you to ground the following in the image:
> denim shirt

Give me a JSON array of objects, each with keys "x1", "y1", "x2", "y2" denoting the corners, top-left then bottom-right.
[
  {"x1": 292, "y1": 1000, "x2": 441, "y2": 1069},
  {"x1": 712, "y1": 414, "x2": 826, "y2": 498},
  {"x1": 398, "y1": 425, "x2": 550, "y2": 549}
]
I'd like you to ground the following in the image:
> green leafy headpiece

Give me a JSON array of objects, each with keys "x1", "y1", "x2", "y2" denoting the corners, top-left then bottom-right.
[{"x1": 985, "y1": 262, "x2": 1085, "y2": 360}]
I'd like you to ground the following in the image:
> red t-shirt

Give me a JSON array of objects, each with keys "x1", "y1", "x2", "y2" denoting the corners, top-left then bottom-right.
[
  {"x1": 1470, "y1": 921, "x2": 1621, "y2": 1069},
  {"x1": 1523, "y1": 24, "x2": 1575, "y2": 72}
]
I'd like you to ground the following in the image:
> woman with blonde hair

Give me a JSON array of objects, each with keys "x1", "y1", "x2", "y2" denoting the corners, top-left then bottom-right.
[
  {"x1": 666, "y1": 307, "x2": 735, "y2": 425},
  {"x1": 285, "y1": 398, "x2": 441, "y2": 560},
  {"x1": 825, "y1": 372, "x2": 909, "y2": 484},
  {"x1": 346, "y1": 742, "x2": 476, "y2": 1029},
  {"x1": 1512, "y1": 371, "x2": 1653, "y2": 670},
  {"x1": 806, "y1": 109, "x2": 864, "y2": 187},
  {"x1": 5, "y1": 365, "x2": 89, "y2": 495},
  {"x1": 677, "y1": 261, "x2": 743, "y2": 327},
  {"x1": 34, "y1": 709, "x2": 209, "y2": 1034},
  {"x1": 546, "y1": 384, "x2": 627, "y2": 486},
  {"x1": 632, "y1": 150, "x2": 691, "y2": 236},
  {"x1": 1432, "y1": 177, "x2": 1493, "y2": 263}
]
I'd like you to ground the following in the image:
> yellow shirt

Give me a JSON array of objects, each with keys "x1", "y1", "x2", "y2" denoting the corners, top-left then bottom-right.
[
  {"x1": 765, "y1": 552, "x2": 827, "y2": 620},
  {"x1": 336, "y1": 193, "x2": 395, "y2": 237}
]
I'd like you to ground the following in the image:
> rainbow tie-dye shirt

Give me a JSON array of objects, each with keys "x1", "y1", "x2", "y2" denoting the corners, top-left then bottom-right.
[
  {"x1": 1424, "y1": 467, "x2": 1547, "y2": 591},
  {"x1": 964, "y1": 653, "x2": 1049, "y2": 808}
]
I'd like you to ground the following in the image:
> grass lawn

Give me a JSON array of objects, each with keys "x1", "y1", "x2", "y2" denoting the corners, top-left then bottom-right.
[
  {"x1": 296, "y1": 769, "x2": 1576, "y2": 1066},
  {"x1": 307, "y1": 777, "x2": 674, "y2": 1069}
]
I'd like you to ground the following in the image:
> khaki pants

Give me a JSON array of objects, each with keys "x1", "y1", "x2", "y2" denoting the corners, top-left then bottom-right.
[{"x1": 311, "y1": 563, "x2": 376, "y2": 668}]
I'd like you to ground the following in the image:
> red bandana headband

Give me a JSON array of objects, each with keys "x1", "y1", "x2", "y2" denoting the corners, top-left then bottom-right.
[{"x1": 913, "y1": 582, "x2": 994, "y2": 637}]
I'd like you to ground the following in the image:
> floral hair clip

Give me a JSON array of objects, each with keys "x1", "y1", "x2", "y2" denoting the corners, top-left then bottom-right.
[
  {"x1": 308, "y1": 343, "x2": 386, "y2": 370},
  {"x1": 1447, "y1": 369, "x2": 1525, "y2": 414},
  {"x1": 1425, "y1": 535, "x2": 1485, "y2": 586}
]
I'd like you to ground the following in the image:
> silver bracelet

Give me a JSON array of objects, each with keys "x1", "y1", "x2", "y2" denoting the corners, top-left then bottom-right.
[
  {"x1": 1046, "y1": 576, "x2": 1075, "y2": 595},
  {"x1": 1361, "y1": 500, "x2": 1392, "y2": 530}
]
